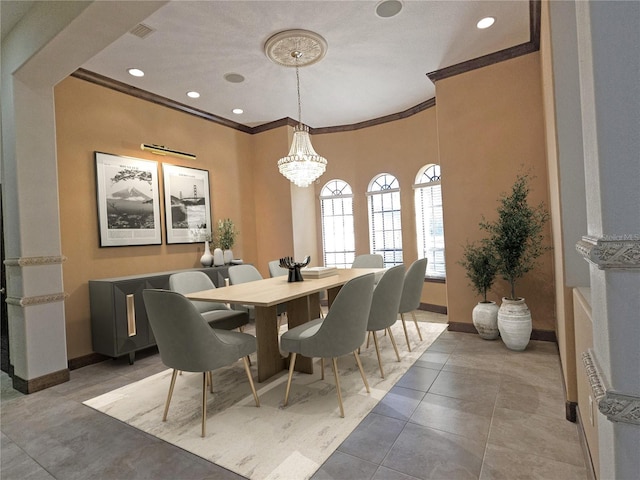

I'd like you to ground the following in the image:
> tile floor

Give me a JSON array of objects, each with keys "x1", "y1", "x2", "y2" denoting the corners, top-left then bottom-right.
[{"x1": 1, "y1": 313, "x2": 589, "y2": 480}]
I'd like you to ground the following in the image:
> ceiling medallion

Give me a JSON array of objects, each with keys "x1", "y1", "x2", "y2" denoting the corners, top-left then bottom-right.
[{"x1": 264, "y1": 29, "x2": 327, "y2": 67}]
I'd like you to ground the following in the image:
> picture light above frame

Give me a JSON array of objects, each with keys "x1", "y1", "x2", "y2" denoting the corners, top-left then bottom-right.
[{"x1": 140, "y1": 143, "x2": 196, "y2": 161}]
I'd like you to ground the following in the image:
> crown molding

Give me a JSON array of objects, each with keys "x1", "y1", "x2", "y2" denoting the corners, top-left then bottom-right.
[
  {"x1": 4, "y1": 255, "x2": 67, "y2": 267},
  {"x1": 582, "y1": 350, "x2": 640, "y2": 425},
  {"x1": 5, "y1": 292, "x2": 67, "y2": 307},
  {"x1": 576, "y1": 235, "x2": 640, "y2": 269}
]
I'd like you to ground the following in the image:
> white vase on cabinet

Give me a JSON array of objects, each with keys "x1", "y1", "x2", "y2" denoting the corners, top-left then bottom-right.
[
  {"x1": 213, "y1": 248, "x2": 224, "y2": 266},
  {"x1": 200, "y1": 241, "x2": 213, "y2": 267}
]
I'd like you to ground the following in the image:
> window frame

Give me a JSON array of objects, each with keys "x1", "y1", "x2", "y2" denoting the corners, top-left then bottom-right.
[
  {"x1": 366, "y1": 173, "x2": 403, "y2": 267},
  {"x1": 414, "y1": 164, "x2": 446, "y2": 279},
  {"x1": 319, "y1": 179, "x2": 355, "y2": 269}
]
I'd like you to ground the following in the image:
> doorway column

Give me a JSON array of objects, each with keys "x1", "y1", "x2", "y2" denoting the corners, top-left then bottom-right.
[
  {"x1": 574, "y1": 1, "x2": 640, "y2": 478},
  {"x1": 1, "y1": 0, "x2": 167, "y2": 392}
]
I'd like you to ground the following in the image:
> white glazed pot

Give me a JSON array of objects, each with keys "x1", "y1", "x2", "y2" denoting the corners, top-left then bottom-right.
[
  {"x1": 472, "y1": 301, "x2": 500, "y2": 340},
  {"x1": 497, "y1": 297, "x2": 532, "y2": 351},
  {"x1": 223, "y1": 249, "x2": 233, "y2": 264}
]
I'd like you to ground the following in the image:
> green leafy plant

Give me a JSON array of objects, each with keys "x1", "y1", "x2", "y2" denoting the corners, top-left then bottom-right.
[
  {"x1": 480, "y1": 174, "x2": 550, "y2": 300},
  {"x1": 216, "y1": 218, "x2": 238, "y2": 250},
  {"x1": 458, "y1": 240, "x2": 498, "y2": 303}
]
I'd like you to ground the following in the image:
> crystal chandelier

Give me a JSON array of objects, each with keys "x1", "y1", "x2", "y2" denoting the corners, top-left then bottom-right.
[{"x1": 265, "y1": 30, "x2": 328, "y2": 188}]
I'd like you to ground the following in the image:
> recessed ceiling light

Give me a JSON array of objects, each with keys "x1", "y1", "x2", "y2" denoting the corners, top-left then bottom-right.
[
  {"x1": 127, "y1": 68, "x2": 145, "y2": 77},
  {"x1": 186, "y1": 91, "x2": 200, "y2": 98},
  {"x1": 224, "y1": 73, "x2": 245, "y2": 83},
  {"x1": 232, "y1": 108, "x2": 244, "y2": 115},
  {"x1": 477, "y1": 17, "x2": 495, "y2": 29},
  {"x1": 376, "y1": 0, "x2": 403, "y2": 18}
]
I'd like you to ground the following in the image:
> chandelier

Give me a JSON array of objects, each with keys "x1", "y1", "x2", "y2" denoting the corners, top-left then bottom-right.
[{"x1": 265, "y1": 30, "x2": 328, "y2": 188}]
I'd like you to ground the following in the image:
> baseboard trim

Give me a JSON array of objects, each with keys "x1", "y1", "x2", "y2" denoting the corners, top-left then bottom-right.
[
  {"x1": 566, "y1": 401, "x2": 577, "y2": 423},
  {"x1": 68, "y1": 352, "x2": 110, "y2": 371},
  {"x1": 447, "y1": 322, "x2": 558, "y2": 343},
  {"x1": 576, "y1": 405, "x2": 598, "y2": 480},
  {"x1": 419, "y1": 303, "x2": 447, "y2": 315},
  {"x1": 447, "y1": 322, "x2": 478, "y2": 334},
  {"x1": 11, "y1": 368, "x2": 70, "y2": 394}
]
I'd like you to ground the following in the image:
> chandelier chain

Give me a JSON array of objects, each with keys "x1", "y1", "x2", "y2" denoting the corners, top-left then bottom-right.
[{"x1": 295, "y1": 62, "x2": 302, "y2": 127}]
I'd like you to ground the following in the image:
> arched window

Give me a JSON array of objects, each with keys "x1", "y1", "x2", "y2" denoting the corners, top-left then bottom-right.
[
  {"x1": 320, "y1": 179, "x2": 355, "y2": 268},
  {"x1": 367, "y1": 173, "x2": 403, "y2": 266},
  {"x1": 414, "y1": 164, "x2": 445, "y2": 277}
]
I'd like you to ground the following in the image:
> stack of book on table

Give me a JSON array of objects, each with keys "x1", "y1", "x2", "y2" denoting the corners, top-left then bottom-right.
[{"x1": 301, "y1": 266, "x2": 338, "y2": 279}]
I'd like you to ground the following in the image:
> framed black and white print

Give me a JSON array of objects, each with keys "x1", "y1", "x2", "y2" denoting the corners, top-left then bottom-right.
[
  {"x1": 162, "y1": 164, "x2": 211, "y2": 244},
  {"x1": 94, "y1": 152, "x2": 162, "y2": 247}
]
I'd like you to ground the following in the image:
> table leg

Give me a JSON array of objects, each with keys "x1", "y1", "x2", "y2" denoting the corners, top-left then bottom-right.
[
  {"x1": 286, "y1": 294, "x2": 319, "y2": 374},
  {"x1": 255, "y1": 305, "x2": 285, "y2": 382},
  {"x1": 327, "y1": 285, "x2": 342, "y2": 307}
]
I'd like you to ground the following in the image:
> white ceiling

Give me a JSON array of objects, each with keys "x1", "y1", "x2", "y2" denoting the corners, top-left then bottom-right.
[{"x1": 4, "y1": 1, "x2": 531, "y2": 129}]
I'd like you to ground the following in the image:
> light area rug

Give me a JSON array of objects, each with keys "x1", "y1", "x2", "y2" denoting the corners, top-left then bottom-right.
[{"x1": 84, "y1": 321, "x2": 446, "y2": 480}]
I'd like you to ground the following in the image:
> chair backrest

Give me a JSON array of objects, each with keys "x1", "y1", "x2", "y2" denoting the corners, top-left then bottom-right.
[
  {"x1": 367, "y1": 264, "x2": 405, "y2": 331},
  {"x1": 309, "y1": 273, "x2": 375, "y2": 357},
  {"x1": 268, "y1": 260, "x2": 288, "y2": 278},
  {"x1": 169, "y1": 271, "x2": 227, "y2": 312},
  {"x1": 398, "y1": 258, "x2": 428, "y2": 314},
  {"x1": 351, "y1": 254, "x2": 384, "y2": 268},
  {"x1": 228, "y1": 264, "x2": 263, "y2": 285},
  {"x1": 142, "y1": 289, "x2": 242, "y2": 372}
]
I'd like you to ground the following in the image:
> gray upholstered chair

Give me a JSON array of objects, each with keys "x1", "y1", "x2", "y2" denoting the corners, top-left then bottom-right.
[
  {"x1": 142, "y1": 289, "x2": 259, "y2": 437},
  {"x1": 169, "y1": 271, "x2": 249, "y2": 331},
  {"x1": 267, "y1": 260, "x2": 290, "y2": 325},
  {"x1": 398, "y1": 258, "x2": 428, "y2": 351},
  {"x1": 228, "y1": 264, "x2": 264, "y2": 320},
  {"x1": 366, "y1": 264, "x2": 405, "y2": 378},
  {"x1": 268, "y1": 260, "x2": 288, "y2": 278},
  {"x1": 351, "y1": 254, "x2": 384, "y2": 268},
  {"x1": 280, "y1": 273, "x2": 375, "y2": 417}
]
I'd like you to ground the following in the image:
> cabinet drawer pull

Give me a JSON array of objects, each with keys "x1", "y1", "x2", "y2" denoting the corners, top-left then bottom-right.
[{"x1": 126, "y1": 294, "x2": 137, "y2": 337}]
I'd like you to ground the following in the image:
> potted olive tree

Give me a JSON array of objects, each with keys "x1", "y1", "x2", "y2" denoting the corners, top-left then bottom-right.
[
  {"x1": 480, "y1": 174, "x2": 549, "y2": 350},
  {"x1": 459, "y1": 240, "x2": 499, "y2": 339},
  {"x1": 216, "y1": 218, "x2": 238, "y2": 264}
]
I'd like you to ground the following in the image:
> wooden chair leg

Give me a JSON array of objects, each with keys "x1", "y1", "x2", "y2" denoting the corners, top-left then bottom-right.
[
  {"x1": 283, "y1": 352, "x2": 297, "y2": 406},
  {"x1": 201, "y1": 372, "x2": 208, "y2": 438},
  {"x1": 353, "y1": 350, "x2": 370, "y2": 393},
  {"x1": 163, "y1": 369, "x2": 178, "y2": 421},
  {"x1": 243, "y1": 357, "x2": 260, "y2": 407},
  {"x1": 400, "y1": 313, "x2": 411, "y2": 351},
  {"x1": 207, "y1": 371, "x2": 213, "y2": 393},
  {"x1": 387, "y1": 327, "x2": 401, "y2": 362},
  {"x1": 331, "y1": 357, "x2": 345, "y2": 418},
  {"x1": 372, "y1": 331, "x2": 384, "y2": 378},
  {"x1": 320, "y1": 357, "x2": 325, "y2": 380},
  {"x1": 411, "y1": 311, "x2": 423, "y2": 341}
]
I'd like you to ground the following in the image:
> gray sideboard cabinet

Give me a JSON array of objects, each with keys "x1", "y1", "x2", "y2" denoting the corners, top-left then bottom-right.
[{"x1": 89, "y1": 266, "x2": 230, "y2": 364}]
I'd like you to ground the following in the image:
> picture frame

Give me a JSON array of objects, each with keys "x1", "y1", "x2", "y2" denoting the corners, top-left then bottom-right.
[
  {"x1": 162, "y1": 164, "x2": 212, "y2": 244},
  {"x1": 94, "y1": 152, "x2": 162, "y2": 247}
]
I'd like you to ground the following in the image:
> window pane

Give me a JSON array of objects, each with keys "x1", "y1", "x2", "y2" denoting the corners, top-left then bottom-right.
[
  {"x1": 415, "y1": 169, "x2": 446, "y2": 277},
  {"x1": 321, "y1": 180, "x2": 355, "y2": 269}
]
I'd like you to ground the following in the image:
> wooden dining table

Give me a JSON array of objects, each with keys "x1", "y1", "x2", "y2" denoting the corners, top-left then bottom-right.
[{"x1": 186, "y1": 268, "x2": 383, "y2": 382}]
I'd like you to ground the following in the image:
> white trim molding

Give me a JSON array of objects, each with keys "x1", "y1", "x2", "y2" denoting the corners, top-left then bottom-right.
[
  {"x1": 576, "y1": 234, "x2": 640, "y2": 269},
  {"x1": 4, "y1": 255, "x2": 67, "y2": 267},
  {"x1": 582, "y1": 350, "x2": 640, "y2": 425},
  {"x1": 5, "y1": 293, "x2": 68, "y2": 307}
]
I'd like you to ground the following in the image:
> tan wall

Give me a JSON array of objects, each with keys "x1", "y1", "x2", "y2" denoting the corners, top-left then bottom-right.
[
  {"x1": 573, "y1": 288, "x2": 599, "y2": 477},
  {"x1": 435, "y1": 53, "x2": 556, "y2": 330},
  {"x1": 55, "y1": 77, "x2": 257, "y2": 359}
]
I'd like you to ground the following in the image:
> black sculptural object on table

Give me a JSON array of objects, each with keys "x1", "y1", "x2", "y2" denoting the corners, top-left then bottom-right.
[{"x1": 279, "y1": 256, "x2": 310, "y2": 282}]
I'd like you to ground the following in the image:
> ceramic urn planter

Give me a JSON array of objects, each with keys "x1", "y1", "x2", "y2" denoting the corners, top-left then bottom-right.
[
  {"x1": 472, "y1": 301, "x2": 500, "y2": 340},
  {"x1": 497, "y1": 297, "x2": 532, "y2": 351}
]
